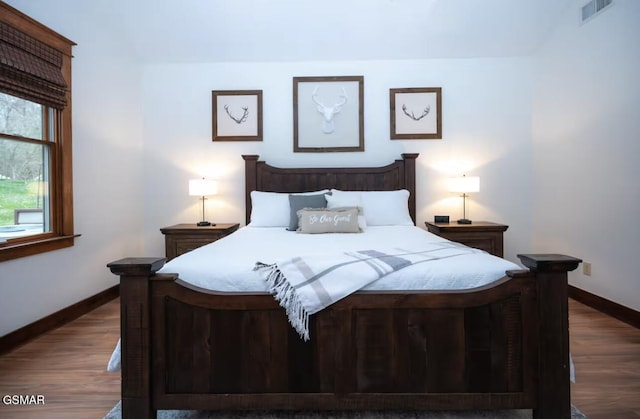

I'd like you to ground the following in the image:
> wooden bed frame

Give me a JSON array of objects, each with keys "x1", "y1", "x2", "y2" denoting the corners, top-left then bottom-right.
[{"x1": 108, "y1": 154, "x2": 581, "y2": 418}]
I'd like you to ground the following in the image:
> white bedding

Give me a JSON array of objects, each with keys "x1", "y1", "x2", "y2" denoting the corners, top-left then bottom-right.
[{"x1": 158, "y1": 225, "x2": 520, "y2": 292}]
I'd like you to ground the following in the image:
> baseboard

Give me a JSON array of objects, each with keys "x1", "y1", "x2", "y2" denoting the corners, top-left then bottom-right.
[
  {"x1": 569, "y1": 285, "x2": 640, "y2": 329},
  {"x1": 0, "y1": 285, "x2": 119, "y2": 355}
]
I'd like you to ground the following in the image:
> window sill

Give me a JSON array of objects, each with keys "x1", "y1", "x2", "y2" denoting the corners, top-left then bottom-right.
[{"x1": 0, "y1": 234, "x2": 80, "y2": 262}]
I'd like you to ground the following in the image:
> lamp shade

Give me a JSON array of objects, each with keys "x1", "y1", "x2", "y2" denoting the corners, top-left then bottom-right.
[
  {"x1": 448, "y1": 175, "x2": 480, "y2": 193},
  {"x1": 189, "y1": 178, "x2": 218, "y2": 197}
]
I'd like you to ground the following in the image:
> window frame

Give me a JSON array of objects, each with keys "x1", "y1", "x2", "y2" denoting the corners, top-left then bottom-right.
[{"x1": 0, "y1": 3, "x2": 77, "y2": 262}]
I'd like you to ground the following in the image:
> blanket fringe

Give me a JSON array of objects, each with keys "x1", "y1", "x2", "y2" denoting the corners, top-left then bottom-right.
[{"x1": 254, "y1": 262, "x2": 310, "y2": 341}]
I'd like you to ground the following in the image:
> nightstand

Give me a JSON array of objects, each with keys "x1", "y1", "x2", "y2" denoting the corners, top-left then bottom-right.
[
  {"x1": 160, "y1": 223, "x2": 239, "y2": 260},
  {"x1": 425, "y1": 221, "x2": 508, "y2": 258}
]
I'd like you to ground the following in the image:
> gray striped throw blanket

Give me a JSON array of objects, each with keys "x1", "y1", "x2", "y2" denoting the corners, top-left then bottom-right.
[{"x1": 254, "y1": 243, "x2": 476, "y2": 340}]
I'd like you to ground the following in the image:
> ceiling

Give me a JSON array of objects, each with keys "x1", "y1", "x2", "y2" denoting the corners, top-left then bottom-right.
[
  {"x1": 113, "y1": 0, "x2": 573, "y2": 63},
  {"x1": 6, "y1": 0, "x2": 560, "y2": 64}
]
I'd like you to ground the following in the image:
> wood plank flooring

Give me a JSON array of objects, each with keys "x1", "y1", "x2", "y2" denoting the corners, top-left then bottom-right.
[
  {"x1": 0, "y1": 298, "x2": 120, "y2": 419},
  {"x1": 0, "y1": 298, "x2": 638, "y2": 419},
  {"x1": 569, "y1": 299, "x2": 640, "y2": 418}
]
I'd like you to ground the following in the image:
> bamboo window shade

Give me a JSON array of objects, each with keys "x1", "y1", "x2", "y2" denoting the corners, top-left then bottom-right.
[{"x1": 0, "y1": 21, "x2": 68, "y2": 109}]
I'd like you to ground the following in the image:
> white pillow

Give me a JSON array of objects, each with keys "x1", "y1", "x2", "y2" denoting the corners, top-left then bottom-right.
[
  {"x1": 325, "y1": 193, "x2": 367, "y2": 230},
  {"x1": 330, "y1": 189, "x2": 414, "y2": 226},
  {"x1": 249, "y1": 190, "x2": 329, "y2": 227}
]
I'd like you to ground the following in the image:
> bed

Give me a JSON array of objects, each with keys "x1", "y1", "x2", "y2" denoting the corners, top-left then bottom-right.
[{"x1": 108, "y1": 153, "x2": 581, "y2": 418}]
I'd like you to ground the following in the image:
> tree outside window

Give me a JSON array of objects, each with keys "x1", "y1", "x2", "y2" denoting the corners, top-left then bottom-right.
[{"x1": 0, "y1": 93, "x2": 50, "y2": 240}]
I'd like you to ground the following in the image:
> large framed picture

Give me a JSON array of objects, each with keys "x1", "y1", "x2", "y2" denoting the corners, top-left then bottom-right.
[
  {"x1": 293, "y1": 76, "x2": 364, "y2": 152},
  {"x1": 390, "y1": 87, "x2": 442, "y2": 140},
  {"x1": 212, "y1": 90, "x2": 263, "y2": 141}
]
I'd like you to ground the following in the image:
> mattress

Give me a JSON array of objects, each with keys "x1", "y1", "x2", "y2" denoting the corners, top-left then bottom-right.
[{"x1": 157, "y1": 225, "x2": 520, "y2": 292}]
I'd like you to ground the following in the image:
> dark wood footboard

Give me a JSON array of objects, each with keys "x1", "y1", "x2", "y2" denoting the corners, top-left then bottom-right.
[{"x1": 108, "y1": 254, "x2": 580, "y2": 419}]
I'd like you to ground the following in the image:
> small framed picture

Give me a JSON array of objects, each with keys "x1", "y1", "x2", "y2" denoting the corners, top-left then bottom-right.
[
  {"x1": 293, "y1": 76, "x2": 364, "y2": 152},
  {"x1": 212, "y1": 90, "x2": 263, "y2": 141},
  {"x1": 390, "y1": 87, "x2": 442, "y2": 140}
]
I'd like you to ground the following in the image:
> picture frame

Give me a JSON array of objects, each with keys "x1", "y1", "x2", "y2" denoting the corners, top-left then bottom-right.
[
  {"x1": 212, "y1": 90, "x2": 263, "y2": 141},
  {"x1": 390, "y1": 87, "x2": 442, "y2": 140},
  {"x1": 293, "y1": 76, "x2": 364, "y2": 152}
]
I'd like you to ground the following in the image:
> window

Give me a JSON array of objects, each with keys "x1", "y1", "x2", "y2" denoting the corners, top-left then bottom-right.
[
  {"x1": 1, "y1": 94, "x2": 52, "y2": 240},
  {"x1": 0, "y1": 3, "x2": 76, "y2": 262}
]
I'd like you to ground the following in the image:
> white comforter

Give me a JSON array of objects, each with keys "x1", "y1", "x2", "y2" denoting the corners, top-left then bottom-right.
[{"x1": 158, "y1": 225, "x2": 520, "y2": 291}]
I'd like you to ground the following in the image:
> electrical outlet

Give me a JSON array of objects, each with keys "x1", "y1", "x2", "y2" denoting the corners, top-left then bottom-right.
[{"x1": 583, "y1": 262, "x2": 592, "y2": 277}]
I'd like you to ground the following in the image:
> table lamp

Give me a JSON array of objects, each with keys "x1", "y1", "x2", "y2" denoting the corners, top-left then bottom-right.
[
  {"x1": 189, "y1": 178, "x2": 218, "y2": 226},
  {"x1": 448, "y1": 175, "x2": 480, "y2": 224}
]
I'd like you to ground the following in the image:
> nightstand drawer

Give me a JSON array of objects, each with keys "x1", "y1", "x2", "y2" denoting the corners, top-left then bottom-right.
[
  {"x1": 425, "y1": 221, "x2": 508, "y2": 258},
  {"x1": 442, "y1": 234, "x2": 501, "y2": 256},
  {"x1": 174, "y1": 238, "x2": 220, "y2": 256},
  {"x1": 161, "y1": 223, "x2": 239, "y2": 260}
]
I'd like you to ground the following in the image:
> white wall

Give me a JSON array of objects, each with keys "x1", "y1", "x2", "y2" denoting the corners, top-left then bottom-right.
[
  {"x1": 0, "y1": 4, "x2": 536, "y2": 337},
  {"x1": 139, "y1": 58, "x2": 535, "y2": 264},
  {"x1": 0, "y1": 1, "x2": 145, "y2": 336},
  {"x1": 13, "y1": 0, "x2": 631, "y2": 336},
  {"x1": 532, "y1": 0, "x2": 640, "y2": 310}
]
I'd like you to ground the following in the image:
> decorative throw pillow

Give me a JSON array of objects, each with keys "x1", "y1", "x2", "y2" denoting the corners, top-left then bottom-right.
[
  {"x1": 297, "y1": 207, "x2": 361, "y2": 234},
  {"x1": 287, "y1": 193, "x2": 328, "y2": 231}
]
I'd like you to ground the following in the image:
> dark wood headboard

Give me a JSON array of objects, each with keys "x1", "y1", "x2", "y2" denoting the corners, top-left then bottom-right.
[{"x1": 242, "y1": 154, "x2": 419, "y2": 225}]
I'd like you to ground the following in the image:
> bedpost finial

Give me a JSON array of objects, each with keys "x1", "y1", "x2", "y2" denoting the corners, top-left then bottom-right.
[
  {"x1": 107, "y1": 257, "x2": 166, "y2": 276},
  {"x1": 401, "y1": 153, "x2": 419, "y2": 160},
  {"x1": 517, "y1": 254, "x2": 582, "y2": 272}
]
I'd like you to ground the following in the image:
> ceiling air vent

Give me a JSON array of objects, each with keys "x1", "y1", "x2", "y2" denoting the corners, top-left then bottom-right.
[{"x1": 581, "y1": 0, "x2": 613, "y2": 23}]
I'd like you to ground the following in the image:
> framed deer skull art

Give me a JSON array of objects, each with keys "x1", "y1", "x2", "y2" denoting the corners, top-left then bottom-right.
[
  {"x1": 212, "y1": 90, "x2": 263, "y2": 141},
  {"x1": 390, "y1": 87, "x2": 442, "y2": 140},
  {"x1": 293, "y1": 76, "x2": 364, "y2": 152}
]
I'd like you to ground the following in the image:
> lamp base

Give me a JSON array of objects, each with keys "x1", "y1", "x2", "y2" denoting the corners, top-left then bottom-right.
[
  {"x1": 196, "y1": 221, "x2": 213, "y2": 227},
  {"x1": 457, "y1": 218, "x2": 472, "y2": 225}
]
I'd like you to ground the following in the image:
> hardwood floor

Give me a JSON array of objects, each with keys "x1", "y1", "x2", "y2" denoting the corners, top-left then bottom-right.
[
  {"x1": 0, "y1": 298, "x2": 638, "y2": 419},
  {"x1": 569, "y1": 299, "x2": 640, "y2": 418},
  {"x1": 0, "y1": 298, "x2": 120, "y2": 419}
]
